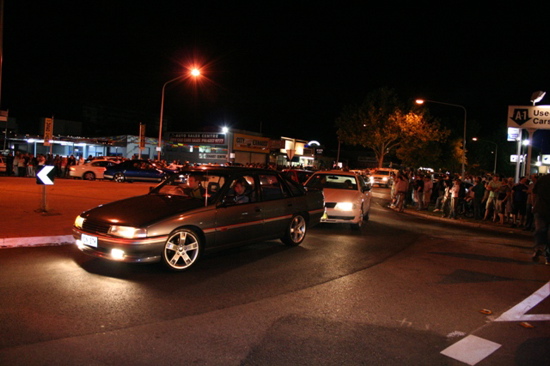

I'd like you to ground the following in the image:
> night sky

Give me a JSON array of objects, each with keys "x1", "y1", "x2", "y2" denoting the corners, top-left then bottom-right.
[{"x1": 2, "y1": 2, "x2": 550, "y2": 150}]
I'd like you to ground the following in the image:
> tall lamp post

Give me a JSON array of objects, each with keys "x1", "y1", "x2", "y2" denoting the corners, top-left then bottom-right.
[
  {"x1": 472, "y1": 137, "x2": 498, "y2": 174},
  {"x1": 157, "y1": 68, "x2": 201, "y2": 161},
  {"x1": 416, "y1": 99, "x2": 467, "y2": 178}
]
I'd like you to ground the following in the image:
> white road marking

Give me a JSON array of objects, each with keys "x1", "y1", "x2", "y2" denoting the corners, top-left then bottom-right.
[
  {"x1": 441, "y1": 281, "x2": 550, "y2": 364},
  {"x1": 440, "y1": 335, "x2": 501, "y2": 366},
  {"x1": 495, "y1": 281, "x2": 550, "y2": 321}
]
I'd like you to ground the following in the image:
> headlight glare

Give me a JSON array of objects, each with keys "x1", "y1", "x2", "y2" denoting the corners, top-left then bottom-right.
[
  {"x1": 335, "y1": 202, "x2": 354, "y2": 211},
  {"x1": 109, "y1": 225, "x2": 147, "y2": 239},
  {"x1": 74, "y1": 216, "x2": 85, "y2": 229}
]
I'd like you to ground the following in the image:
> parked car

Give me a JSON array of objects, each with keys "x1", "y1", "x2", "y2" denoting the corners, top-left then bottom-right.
[
  {"x1": 74, "y1": 166, "x2": 325, "y2": 271},
  {"x1": 370, "y1": 168, "x2": 398, "y2": 188},
  {"x1": 282, "y1": 169, "x2": 315, "y2": 184},
  {"x1": 69, "y1": 159, "x2": 119, "y2": 180},
  {"x1": 304, "y1": 170, "x2": 371, "y2": 229},
  {"x1": 103, "y1": 159, "x2": 177, "y2": 183}
]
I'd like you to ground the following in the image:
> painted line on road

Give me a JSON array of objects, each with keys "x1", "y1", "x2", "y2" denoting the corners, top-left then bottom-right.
[
  {"x1": 441, "y1": 335, "x2": 501, "y2": 366},
  {"x1": 441, "y1": 281, "x2": 550, "y2": 364},
  {"x1": 495, "y1": 281, "x2": 550, "y2": 322},
  {"x1": 0, "y1": 235, "x2": 75, "y2": 248}
]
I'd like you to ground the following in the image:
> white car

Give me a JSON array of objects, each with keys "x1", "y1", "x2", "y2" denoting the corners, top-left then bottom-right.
[
  {"x1": 69, "y1": 160, "x2": 119, "y2": 180},
  {"x1": 304, "y1": 170, "x2": 371, "y2": 229},
  {"x1": 370, "y1": 168, "x2": 397, "y2": 187}
]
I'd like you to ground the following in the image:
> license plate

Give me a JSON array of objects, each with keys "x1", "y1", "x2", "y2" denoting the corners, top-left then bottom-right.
[{"x1": 81, "y1": 233, "x2": 98, "y2": 247}]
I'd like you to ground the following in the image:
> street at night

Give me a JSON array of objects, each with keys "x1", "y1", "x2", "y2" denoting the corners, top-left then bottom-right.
[{"x1": 0, "y1": 179, "x2": 548, "y2": 365}]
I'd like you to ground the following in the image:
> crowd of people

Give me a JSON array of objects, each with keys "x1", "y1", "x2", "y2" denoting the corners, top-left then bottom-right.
[
  {"x1": 2, "y1": 152, "x2": 79, "y2": 178},
  {"x1": 387, "y1": 169, "x2": 550, "y2": 265},
  {"x1": 388, "y1": 170, "x2": 539, "y2": 230}
]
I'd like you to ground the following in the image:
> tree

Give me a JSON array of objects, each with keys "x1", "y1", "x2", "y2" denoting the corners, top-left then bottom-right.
[{"x1": 336, "y1": 87, "x2": 448, "y2": 168}]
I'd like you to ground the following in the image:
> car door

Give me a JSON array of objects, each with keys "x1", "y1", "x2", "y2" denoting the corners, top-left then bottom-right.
[
  {"x1": 213, "y1": 174, "x2": 264, "y2": 247},
  {"x1": 358, "y1": 175, "x2": 372, "y2": 212},
  {"x1": 257, "y1": 173, "x2": 295, "y2": 238}
]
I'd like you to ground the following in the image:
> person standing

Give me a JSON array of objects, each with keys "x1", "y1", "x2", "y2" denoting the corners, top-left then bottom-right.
[
  {"x1": 532, "y1": 174, "x2": 550, "y2": 264},
  {"x1": 422, "y1": 175, "x2": 433, "y2": 211},
  {"x1": 6, "y1": 152, "x2": 14, "y2": 176},
  {"x1": 394, "y1": 174, "x2": 409, "y2": 213},
  {"x1": 471, "y1": 176, "x2": 486, "y2": 220},
  {"x1": 483, "y1": 175, "x2": 502, "y2": 221},
  {"x1": 524, "y1": 174, "x2": 537, "y2": 231},
  {"x1": 447, "y1": 178, "x2": 461, "y2": 219},
  {"x1": 511, "y1": 177, "x2": 529, "y2": 227}
]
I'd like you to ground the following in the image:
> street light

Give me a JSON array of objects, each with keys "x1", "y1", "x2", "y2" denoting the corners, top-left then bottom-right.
[
  {"x1": 157, "y1": 68, "x2": 201, "y2": 161},
  {"x1": 472, "y1": 137, "x2": 498, "y2": 174},
  {"x1": 416, "y1": 99, "x2": 467, "y2": 178}
]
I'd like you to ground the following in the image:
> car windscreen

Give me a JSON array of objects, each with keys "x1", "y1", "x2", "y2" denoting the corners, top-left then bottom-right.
[
  {"x1": 151, "y1": 172, "x2": 226, "y2": 202},
  {"x1": 305, "y1": 174, "x2": 357, "y2": 190}
]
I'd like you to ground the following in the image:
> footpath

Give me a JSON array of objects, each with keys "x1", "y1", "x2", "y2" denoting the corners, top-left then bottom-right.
[{"x1": 401, "y1": 204, "x2": 534, "y2": 238}]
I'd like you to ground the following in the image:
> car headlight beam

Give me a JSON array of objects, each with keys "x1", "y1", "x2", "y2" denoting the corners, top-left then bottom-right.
[
  {"x1": 334, "y1": 202, "x2": 354, "y2": 211},
  {"x1": 74, "y1": 215, "x2": 85, "y2": 229},
  {"x1": 109, "y1": 225, "x2": 147, "y2": 239}
]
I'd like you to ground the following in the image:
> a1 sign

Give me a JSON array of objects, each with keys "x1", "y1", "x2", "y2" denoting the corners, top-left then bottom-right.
[{"x1": 36, "y1": 165, "x2": 56, "y2": 185}]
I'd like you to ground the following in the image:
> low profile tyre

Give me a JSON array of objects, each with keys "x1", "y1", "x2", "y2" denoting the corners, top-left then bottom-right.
[
  {"x1": 114, "y1": 172, "x2": 125, "y2": 183},
  {"x1": 83, "y1": 172, "x2": 96, "y2": 181},
  {"x1": 162, "y1": 228, "x2": 202, "y2": 271},
  {"x1": 281, "y1": 214, "x2": 307, "y2": 246}
]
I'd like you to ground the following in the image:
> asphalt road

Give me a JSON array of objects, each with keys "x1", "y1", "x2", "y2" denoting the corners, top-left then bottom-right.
[{"x1": 0, "y1": 180, "x2": 549, "y2": 365}]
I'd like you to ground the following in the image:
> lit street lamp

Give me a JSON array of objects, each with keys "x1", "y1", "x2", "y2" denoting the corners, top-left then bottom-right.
[
  {"x1": 416, "y1": 99, "x2": 467, "y2": 178},
  {"x1": 472, "y1": 137, "x2": 498, "y2": 174},
  {"x1": 157, "y1": 68, "x2": 201, "y2": 161}
]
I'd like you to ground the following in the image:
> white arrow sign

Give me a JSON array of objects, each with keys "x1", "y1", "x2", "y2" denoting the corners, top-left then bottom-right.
[{"x1": 37, "y1": 165, "x2": 55, "y2": 185}]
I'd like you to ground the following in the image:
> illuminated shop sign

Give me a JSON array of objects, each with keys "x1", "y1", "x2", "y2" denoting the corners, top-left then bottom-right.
[
  {"x1": 168, "y1": 132, "x2": 225, "y2": 145},
  {"x1": 233, "y1": 133, "x2": 270, "y2": 153}
]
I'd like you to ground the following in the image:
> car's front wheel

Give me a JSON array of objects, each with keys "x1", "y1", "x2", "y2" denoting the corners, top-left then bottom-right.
[
  {"x1": 162, "y1": 228, "x2": 202, "y2": 271},
  {"x1": 281, "y1": 214, "x2": 307, "y2": 246}
]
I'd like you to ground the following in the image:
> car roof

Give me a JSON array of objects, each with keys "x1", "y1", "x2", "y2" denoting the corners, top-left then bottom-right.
[
  {"x1": 312, "y1": 170, "x2": 359, "y2": 176},
  {"x1": 179, "y1": 166, "x2": 283, "y2": 175}
]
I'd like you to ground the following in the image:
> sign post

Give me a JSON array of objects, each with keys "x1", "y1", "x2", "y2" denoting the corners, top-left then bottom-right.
[{"x1": 36, "y1": 165, "x2": 55, "y2": 212}]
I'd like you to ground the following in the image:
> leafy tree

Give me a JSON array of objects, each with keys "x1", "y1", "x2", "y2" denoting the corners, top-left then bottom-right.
[{"x1": 336, "y1": 87, "x2": 449, "y2": 168}]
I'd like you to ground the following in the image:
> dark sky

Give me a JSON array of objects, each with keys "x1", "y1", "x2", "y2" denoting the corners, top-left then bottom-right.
[{"x1": 2, "y1": 1, "x2": 550, "y2": 149}]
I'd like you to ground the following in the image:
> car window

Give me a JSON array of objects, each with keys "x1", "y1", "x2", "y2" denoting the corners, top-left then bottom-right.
[
  {"x1": 259, "y1": 174, "x2": 288, "y2": 201},
  {"x1": 224, "y1": 175, "x2": 256, "y2": 204},
  {"x1": 285, "y1": 177, "x2": 306, "y2": 196},
  {"x1": 305, "y1": 174, "x2": 357, "y2": 190}
]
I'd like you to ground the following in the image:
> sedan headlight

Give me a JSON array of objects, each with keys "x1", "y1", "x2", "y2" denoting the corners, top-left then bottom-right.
[
  {"x1": 74, "y1": 215, "x2": 85, "y2": 229},
  {"x1": 108, "y1": 225, "x2": 147, "y2": 239},
  {"x1": 334, "y1": 202, "x2": 355, "y2": 211}
]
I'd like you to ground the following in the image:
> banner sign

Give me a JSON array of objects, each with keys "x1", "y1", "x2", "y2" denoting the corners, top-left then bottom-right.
[
  {"x1": 233, "y1": 133, "x2": 270, "y2": 153},
  {"x1": 43, "y1": 118, "x2": 54, "y2": 146},
  {"x1": 168, "y1": 132, "x2": 225, "y2": 145}
]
